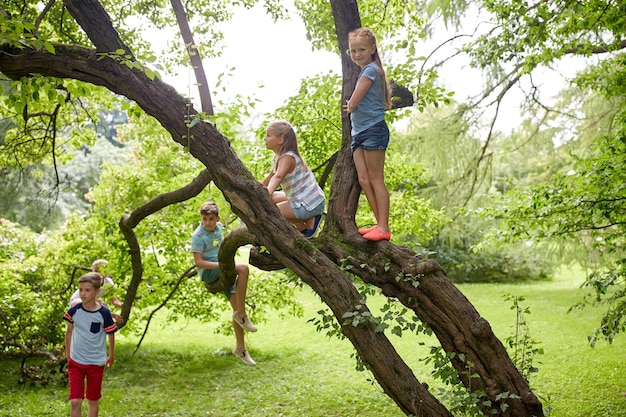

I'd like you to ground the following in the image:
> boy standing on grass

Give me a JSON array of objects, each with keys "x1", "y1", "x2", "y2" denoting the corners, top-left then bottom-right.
[
  {"x1": 63, "y1": 272, "x2": 117, "y2": 417},
  {"x1": 191, "y1": 201, "x2": 258, "y2": 366}
]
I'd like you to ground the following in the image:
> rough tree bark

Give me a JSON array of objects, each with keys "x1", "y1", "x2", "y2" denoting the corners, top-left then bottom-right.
[{"x1": 0, "y1": 0, "x2": 544, "y2": 415}]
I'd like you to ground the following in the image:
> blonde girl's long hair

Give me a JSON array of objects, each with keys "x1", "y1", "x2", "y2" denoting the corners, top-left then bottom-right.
[
  {"x1": 268, "y1": 120, "x2": 308, "y2": 170},
  {"x1": 348, "y1": 28, "x2": 392, "y2": 110}
]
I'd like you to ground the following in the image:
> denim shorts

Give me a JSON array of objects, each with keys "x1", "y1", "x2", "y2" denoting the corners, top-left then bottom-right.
[
  {"x1": 289, "y1": 199, "x2": 325, "y2": 220},
  {"x1": 202, "y1": 268, "x2": 236, "y2": 299},
  {"x1": 351, "y1": 120, "x2": 390, "y2": 153}
]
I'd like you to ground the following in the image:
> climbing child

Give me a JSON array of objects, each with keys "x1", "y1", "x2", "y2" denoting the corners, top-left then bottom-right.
[
  {"x1": 191, "y1": 201, "x2": 258, "y2": 365},
  {"x1": 261, "y1": 120, "x2": 325, "y2": 238},
  {"x1": 343, "y1": 28, "x2": 392, "y2": 241}
]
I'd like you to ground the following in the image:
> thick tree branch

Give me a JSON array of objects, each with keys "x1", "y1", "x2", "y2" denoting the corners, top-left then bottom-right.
[
  {"x1": 205, "y1": 226, "x2": 257, "y2": 293},
  {"x1": 63, "y1": 0, "x2": 133, "y2": 56},
  {"x1": 320, "y1": 240, "x2": 543, "y2": 415}
]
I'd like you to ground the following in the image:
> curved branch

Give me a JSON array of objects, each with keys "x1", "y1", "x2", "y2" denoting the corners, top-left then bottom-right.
[
  {"x1": 203, "y1": 226, "x2": 257, "y2": 293},
  {"x1": 124, "y1": 169, "x2": 212, "y2": 228},
  {"x1": 118, "y1": 169, "x2": 212, "y2": 325}
]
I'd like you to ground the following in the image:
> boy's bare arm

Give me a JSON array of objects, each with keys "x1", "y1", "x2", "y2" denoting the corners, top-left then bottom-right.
[
  {"x1": 106, "y1": 333, "x2": 115, "y2": 368},
  {"x1": 65, "y1": 323, "x2": 73, "y2": 360},
  {"x1": 193, "y1": 251, "x2": 219, "y2": 270}
]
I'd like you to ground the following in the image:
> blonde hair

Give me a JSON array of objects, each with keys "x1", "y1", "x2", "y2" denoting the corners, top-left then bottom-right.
[
  {"x1": 268, "y1": 120, "x2": 300, "y2": 156},
  {"x1": 91, "y1": 259, "x2": 108, "y2": 273},
  {"x1": 348, "y1": 28, "x2": 392, "y2": 109},
  {"x1": 267, "y1": 120, "x2": 308, "y2": 170}
]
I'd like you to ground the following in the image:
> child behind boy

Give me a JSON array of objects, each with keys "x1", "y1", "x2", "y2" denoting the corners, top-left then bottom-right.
[
  {"x1": 69, "y1": 259, "x2": 124, "y2": 325},
  {"x1": 63, "y1": 272, "x2": 117, "y2": 417}
]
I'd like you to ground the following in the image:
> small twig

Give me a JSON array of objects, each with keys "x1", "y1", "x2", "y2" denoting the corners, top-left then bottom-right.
[{"x1": 132, "y1": 266, "x2": 195, "y2": 355}]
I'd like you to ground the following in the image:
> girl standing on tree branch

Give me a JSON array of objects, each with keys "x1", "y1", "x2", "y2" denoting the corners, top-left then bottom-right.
[{"x1": 343, "y1": 28, "x2": 392, "y2": 241}]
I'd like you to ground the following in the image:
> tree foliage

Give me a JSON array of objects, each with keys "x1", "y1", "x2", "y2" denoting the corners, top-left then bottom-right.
[{"x1": 459, "y1": 0, "x2": 626, "y2": 343}]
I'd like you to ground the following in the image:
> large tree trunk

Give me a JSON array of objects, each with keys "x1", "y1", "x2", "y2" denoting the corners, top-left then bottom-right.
[{"x1": 0, "y1": 1, "x2": 544, "y2": 415}]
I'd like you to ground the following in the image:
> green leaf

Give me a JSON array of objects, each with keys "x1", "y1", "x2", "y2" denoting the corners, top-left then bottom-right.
[{"x1": 43, "y1": 41, "x2": 55, "y2": 54}]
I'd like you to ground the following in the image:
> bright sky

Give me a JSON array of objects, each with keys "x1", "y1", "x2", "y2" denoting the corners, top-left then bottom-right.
[
  {"x1": 160, "y1": 4, "x2": 579, "y2": 134},
  {"x1": 166, "y1": 5, "x2": 340, "y2": 115}
]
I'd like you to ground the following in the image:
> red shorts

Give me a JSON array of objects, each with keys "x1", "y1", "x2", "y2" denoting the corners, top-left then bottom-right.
[{"x1": 67, "y1": 358, "x2": 105, "y2": 401}]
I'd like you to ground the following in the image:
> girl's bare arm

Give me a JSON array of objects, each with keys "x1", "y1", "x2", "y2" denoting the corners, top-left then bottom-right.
[
  {"x1": 345, "y1": 76, "x2": 373, "y2": 113},
  {"x1": 267, "y1": 155, "x2": 295, "y2": 195}
]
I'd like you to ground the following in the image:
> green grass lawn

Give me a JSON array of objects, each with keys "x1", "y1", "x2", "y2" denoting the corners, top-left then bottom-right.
[
  {"x1": 456, "y1": 268, "x2": 626, "y2": 417},
  {"x1": 1, "y1": 267, "x2": 624, "y2": 416}
]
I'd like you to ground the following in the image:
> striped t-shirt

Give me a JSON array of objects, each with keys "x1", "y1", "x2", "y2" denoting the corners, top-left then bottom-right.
[{"x1": 279, "y1": 151, "x2": 325, "y2": 211}]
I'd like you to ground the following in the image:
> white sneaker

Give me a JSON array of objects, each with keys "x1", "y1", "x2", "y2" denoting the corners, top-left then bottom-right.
[
  {"x1": 233, "y1": 312, "x2": 257, "y2": 332},
  {"x1": 232, "y1": 347, "x2": 256, "y2": 366}
]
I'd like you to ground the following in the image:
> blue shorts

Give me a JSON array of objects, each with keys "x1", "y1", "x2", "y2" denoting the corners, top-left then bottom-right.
[
  {"x1": 202, "y1": 268, "x2": 235, "y2": 299},
  {"x1": 202, "y1": 268, "x2": 220, "y2": 284},
  {"x1": 351, "y1": 120, "x2": 390, "y2": 153},
  {"x1": 289, "y1": 199, "x2": 325, "y2": 220}
]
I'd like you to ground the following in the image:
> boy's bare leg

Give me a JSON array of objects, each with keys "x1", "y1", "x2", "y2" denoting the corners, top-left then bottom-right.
[
  {"x1": 229, "y1": 293, "x2": 255, "y2": 365},
  {"x1": 234, "y1": 264, "x2": 249, "y2": 317},
  {"x1": 87, "y1": 400, "x2": 99, "y2": 417},
  {"x1": 70, "y1": 399, "x2": 82, "y2": 417},
  {"x1": 231, "y1": 264, "x2": 257, "y2": 333},
  {"x1": 229, "y1": 294, "x2": 246, "y2": 352}
]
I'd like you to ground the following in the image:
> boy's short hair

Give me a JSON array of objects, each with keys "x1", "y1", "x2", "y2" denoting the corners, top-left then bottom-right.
[
  {"x1": 200, "y1": 201, "x2": 220, "y2": 216},
  {"x1": 78, "y1": 272, "x2": 103, "y2": 289}
]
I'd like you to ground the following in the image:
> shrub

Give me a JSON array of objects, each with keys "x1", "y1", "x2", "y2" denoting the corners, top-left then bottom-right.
[{"x1": 428, "y1": 235, "x2": 552, "y2": 284}]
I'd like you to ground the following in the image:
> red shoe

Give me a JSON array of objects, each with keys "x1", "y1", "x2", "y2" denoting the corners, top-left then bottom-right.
[
  {"x1": 358, "y1": 226, "x2": 378, "y2": 235},
  {"x1": 363, "y1": 228, "x2": 391, "y2": 241}
]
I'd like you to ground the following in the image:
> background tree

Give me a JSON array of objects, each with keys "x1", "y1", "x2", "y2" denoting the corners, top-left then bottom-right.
[{"x1": 438, "y1": 0, "x2": 626, "y2": 344}]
